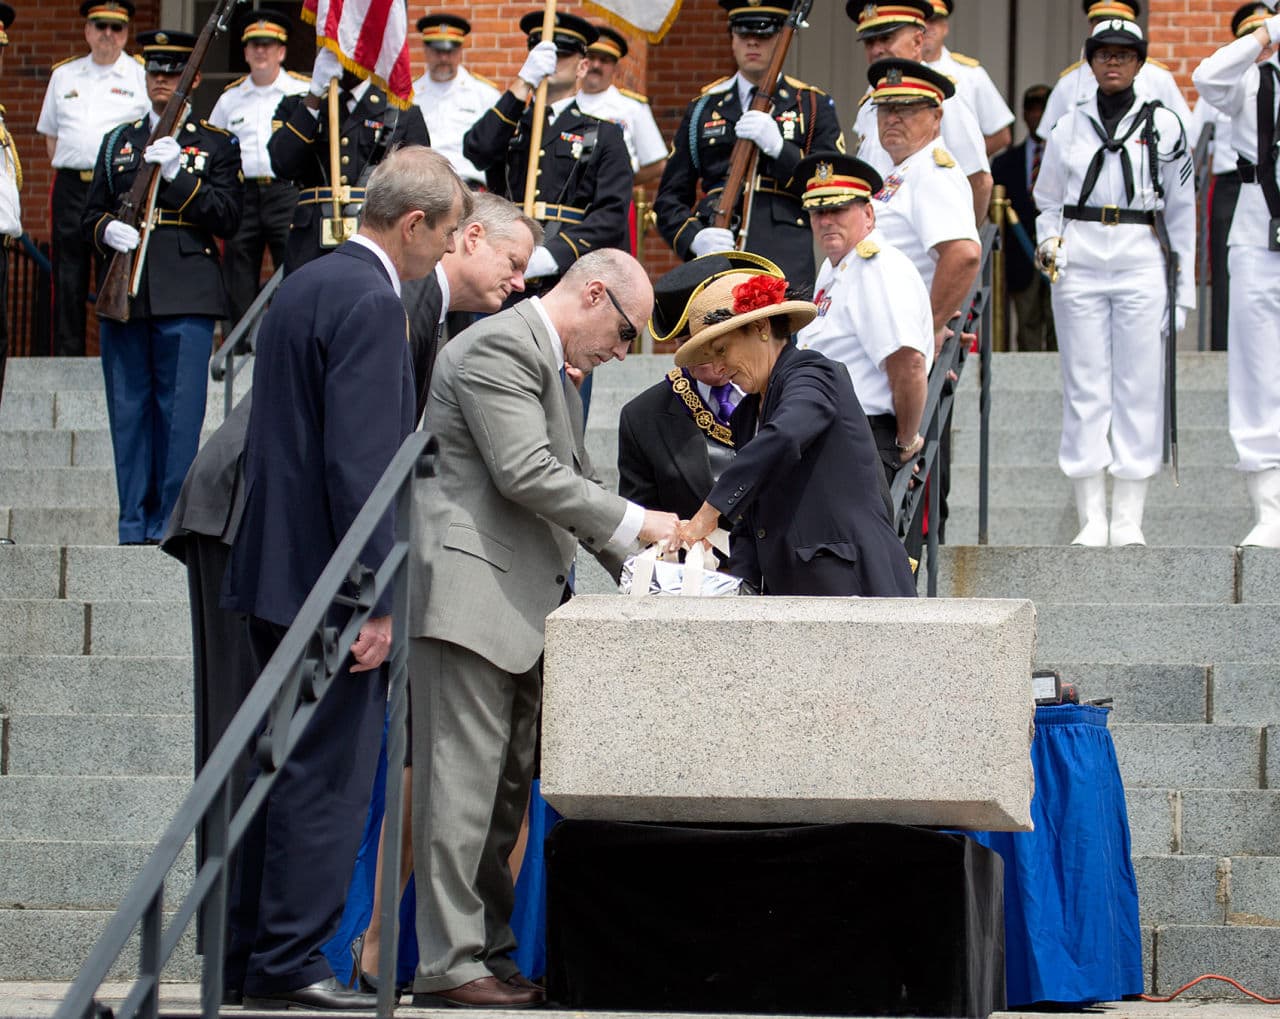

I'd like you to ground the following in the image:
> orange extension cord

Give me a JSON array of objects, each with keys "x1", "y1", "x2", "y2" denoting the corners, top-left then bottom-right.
[{"x1": 1140, "y1": 973, "x2": 1280, "y2": 1004}]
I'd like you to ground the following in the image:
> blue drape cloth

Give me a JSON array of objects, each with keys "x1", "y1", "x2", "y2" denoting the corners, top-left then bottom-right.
[
  {"x1": 322, "y1": 716, "x2": 561, "y2": 985},
  {"x1": 970, "y1": 703, "x2": 1143, "y2": 1008}
]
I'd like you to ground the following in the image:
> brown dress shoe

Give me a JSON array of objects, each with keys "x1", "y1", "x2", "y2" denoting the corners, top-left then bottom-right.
[
  {"x1": 506, "y1": 973, "x2": 543, "y2": 993},
  {"x1": 412, "y1": 975, "x2": 543, "y2": 1009}
]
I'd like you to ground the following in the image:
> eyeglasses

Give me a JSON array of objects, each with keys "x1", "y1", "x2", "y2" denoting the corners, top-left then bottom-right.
[
  {"x1": 91, "y1": 19, "x2": 127, "y2": 32},
  {"x1": 604, "y1": 286, "x2": 638, "y2": 344},
  {"x1": 1092, "y1": 48, "x2": 1138, "y2": 65}
]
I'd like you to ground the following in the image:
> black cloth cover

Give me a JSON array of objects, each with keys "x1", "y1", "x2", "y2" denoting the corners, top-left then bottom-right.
[{"x1": 545, "y1": 820, "x2": 1005, "y2": 1018}]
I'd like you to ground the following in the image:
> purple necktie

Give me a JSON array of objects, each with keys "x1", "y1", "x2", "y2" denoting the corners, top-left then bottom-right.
[{"x1": 711, "y1": 383, "x2": 736, "y2": 426}]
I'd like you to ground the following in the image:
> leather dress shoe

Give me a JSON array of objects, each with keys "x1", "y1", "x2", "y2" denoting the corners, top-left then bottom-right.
[
  {"x1": 348, "y1": 932, "x2": 410, "y2": 998},
  {"x1": 506, "y1": 974, "x2": 543, "y2": 992},
  {"x1": 412, "y1": 975, "x2": 544, "y2": 1008},
  {"x1": 243, "y1": 976, "x2": 377, "y2": 1010}
]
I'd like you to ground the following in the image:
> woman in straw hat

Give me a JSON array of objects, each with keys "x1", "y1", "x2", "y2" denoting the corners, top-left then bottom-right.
[{"x1": 676, "y1": 272, "x2": 917, "y2": 597}]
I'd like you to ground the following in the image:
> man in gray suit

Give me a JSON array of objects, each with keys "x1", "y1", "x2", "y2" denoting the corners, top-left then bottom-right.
[{"x1": 408, "y1": 249, "x2": 680, "y2": 1009}]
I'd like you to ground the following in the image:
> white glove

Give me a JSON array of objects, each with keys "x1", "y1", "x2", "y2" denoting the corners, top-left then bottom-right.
[
  {"x1": 310, "y1": 48, "x2": 343, "y2": 95},
  {"x1": 734, "y1": 110, "x2": 784, "y2": 159},
  {"x1": 144, "y1": 136, "x2": 183, "y2": 181},
  {"x1": 518, "y1": 41, "x2": 559, "y2": 89},
  {"x1": 1035, "y1": 236, "x2": 1066, "y2": 275},
  {"x1": 103, "y1": 220, "x2": 140, "y2": 253},
  {"x1": 1174, "y1": 306, "x2": 1188, "y2": 334},
  {"x1": 689, "y1": 227, "x2": 736, "y2": 258},
  {"x1": 1267, "y1": 13, "x2": 1280, "y2": 42},
  {"x1": 525, "y1": 245, "x2": 559, "y2": 279}
]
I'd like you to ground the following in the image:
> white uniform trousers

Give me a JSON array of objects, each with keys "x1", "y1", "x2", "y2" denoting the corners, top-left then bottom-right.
[
  {"x1": 1052, "y1": 262, "x2": 1167, "y2": 480},
  {"x1": 1228, "y1": 245, "x2": 1280, "y2": 473}
]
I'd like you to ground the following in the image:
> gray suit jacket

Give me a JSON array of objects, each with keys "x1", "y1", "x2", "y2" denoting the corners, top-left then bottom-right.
[{"x1": 409, "y1": 301, "x2": 629, "y2": 675}]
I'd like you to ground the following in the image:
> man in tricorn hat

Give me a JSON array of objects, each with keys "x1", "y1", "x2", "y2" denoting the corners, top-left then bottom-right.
[
  {"x1": 463, "y1": 10, "x2": 632, "y2": 286},
  {"x1": 412, "y1": 14, "x2": 500, "y2": 188},
  {"x1": 38, "y1": 0, "x2": 148, "y2": 357},
  {"x1": 82, "y1": 29, "x2": 244, "y2": 546},
  {"x1": 655, "y1": 0, "x2": 845, "y2": 290},
  {"x1": 209, "y1": 9, "x2": 309, "y2": 324}
]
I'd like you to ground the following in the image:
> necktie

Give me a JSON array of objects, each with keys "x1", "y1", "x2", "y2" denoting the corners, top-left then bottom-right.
[{"x1": 710, "y1": 383, "x2": 736, "y2": 426}]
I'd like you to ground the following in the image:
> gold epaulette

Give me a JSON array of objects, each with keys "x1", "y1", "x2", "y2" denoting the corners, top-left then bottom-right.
[
  {"x1": 199, "y1": 119, "x2": 232, "y2": 136},
  {"x1": 134, "y1": 53, "x2": 145, "y2": 66},
  {"x1": 222, "y1": 74, "x2": 247, "y2": 92},
  {"x1": 855, "y1": 239, "x2": 879, "y2": 259},
  {"x1": 286, "y1": 69, "x2": 311, "y2": 82},
  {"x1": 618, "y1": 85, "x2": 650, "y2": 104},
  {"x1": 1058, "y1": 59, "x2": 1083, "y2": 79},
  {"x1": 951, "y1": 51, "x2": 981, "y2": 67},
  {"x1": 51, "y1": 55, "x2": 77, "y2": 71},
  {"x1": 700, "y1": 75, "x2": 732, "y2": 96},
  {"x1": 783, "y1": 74, "x2": 827, "y2": 95},
  {"x1": 858, "y1": 89, "x2": 873, "y2": 110},
  {"x1": 933, "y1": 146, "x2": 956, "y2": 168},
  {"x1": 1146, "y1": 57, "x2": 1170, "y2": 71},
  {"x1": 470, "y1": 70, "x2": 500, "y2": 91}
]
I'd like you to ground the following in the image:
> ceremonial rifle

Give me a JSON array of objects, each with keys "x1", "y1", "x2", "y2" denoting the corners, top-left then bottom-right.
[
  {"x1": 710, "y1": 0, "x2": 813, "y2": 243},
  {"x1": 96, "y1": 0, "x2": 245, "y2": 323},
  {"x1": 1142, "y1": 101, "x2": 1180, "y2": 486},
  {"x1": 523, "y1": 0, "x2": 558, "y2": 217}
]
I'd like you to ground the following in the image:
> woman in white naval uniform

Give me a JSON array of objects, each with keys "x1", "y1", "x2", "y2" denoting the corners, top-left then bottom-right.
[
  {"x1": 1193, "y1": 6, "x2": 1280, "y2": 547},
  {"x1": 1034, "y1": 18, "x2": 1194, "y2": 547}
]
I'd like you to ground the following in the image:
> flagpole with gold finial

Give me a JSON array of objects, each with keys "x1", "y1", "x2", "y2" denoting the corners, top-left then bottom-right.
[{"x1": 523, "y1": 0, "x2": 557, "y2": 217}]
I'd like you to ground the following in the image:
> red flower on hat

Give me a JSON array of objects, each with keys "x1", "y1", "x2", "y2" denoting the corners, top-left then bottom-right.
[{"x1": 731, "y1": 275, "x2": 787, "y2": 314}]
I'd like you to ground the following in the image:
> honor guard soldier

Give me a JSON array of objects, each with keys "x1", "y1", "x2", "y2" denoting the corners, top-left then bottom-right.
[
  {"x1": 38, "y1": 0, "x2": 148, "y2": 357},
  {"x1": 655, "y1": 0, "x2": 845, "y2": 291},
  {"x1": 208, "y1": 10, "x2": 308, "y2": 325},
  {"x1": 268, "y1": 45, "x2": 430, "y2": 273},
  {"x1": 412, "y1": 14, "x2": 500, "y2": 188},
  {"x1": 577, "y1": 24, "x2": 669, "y2": 187},
  {"x1": 921, "y1": 0, "x2": 1015, "y2": 155},
  {"x1": 848, "y1": 0, "x2": 992, "y2": 223},
  {"x1": 1036, "y1": 19, "x2": 1193, "y2": 548},
  {"x1": 83, "y1": 29, "x2": 244, "y2": 545},
  {"x1": 0, "y1": 3, "x2": 19, "y2": 405},
  {"x1": 1194, "y1": 5, "x2": 1280, "y2": 547},
  {"x1": 463, "y1": 10, "x2": 632, "y2": 285},
  {"x1": 1038, "y1": 0, "x2": 1190, "y2": 140}
]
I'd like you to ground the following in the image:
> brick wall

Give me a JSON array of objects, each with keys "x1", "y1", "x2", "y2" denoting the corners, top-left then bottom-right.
[{"x1": 1147, "y1": 0, "x2": 1241, "y2": 104}]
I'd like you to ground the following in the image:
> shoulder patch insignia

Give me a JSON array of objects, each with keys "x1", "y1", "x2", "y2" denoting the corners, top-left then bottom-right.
[
  {"x1": 835, "y1": 134, "x2": 847, "y2": 154},
  {"x1": 857, "y1": 90, "x2": 873, "y2": 110},
  {"x1": 200, "y1": 118, "x2": 232, "y2": 136},
  {"x1": 618, "y1": 86, "x2": 650, "y2": 104},
  {"x1": 783, "y1": 74, "x2": 827, "y2": 96},
  {"x1": 470, "y1": 71, "x2": 500, "y2": 91},
  {"x1": 134, "y1": 53, "x2": 145, "y2": 66},
  {"x1": 700, "y1": 75, "x2": 732, "y2": 96},
  {"x1": 951, "y1": 51, "x2": 980, "y2": 67},
  {"x1": 1145, "y1": 57, "x2": 1170, "y2": 71},
  {"x1": 51, "y1": 55, "x2": 78, "y2": 71},
  {"x1": 286, "y1": 69, "x2": 311, "y2": 82},
  {"x1": 855, "y1": 239, "x2": 880, "y2": 259},
  {"x1": 1058, "y1": 59, "x2": 1083, "y2": 79},
  {"x1": 933, "y1": 146, "x2": 956, "y2": 168},
  {"x1": 222, "y1": 74, "x2": 247, "y2": 92}
]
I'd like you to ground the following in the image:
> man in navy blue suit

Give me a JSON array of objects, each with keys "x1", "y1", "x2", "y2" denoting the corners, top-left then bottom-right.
[{"x1": 222, "y1": 145, "x2": 470, "y2": 1011}]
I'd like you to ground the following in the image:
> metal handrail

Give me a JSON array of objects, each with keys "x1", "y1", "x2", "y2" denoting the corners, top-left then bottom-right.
[
  {"x1": 56, "y1": 429, "x2": 437, "y2": 1019},
  {"x1": 889, "y1": 223, "x2": 997, "y2": 596},
  {"x1": 1191, "y1": 122, "x2": 1216, "y2": 352},
  {"x1": 209, "y1": 266, "x2": 284, "y2": 418}
]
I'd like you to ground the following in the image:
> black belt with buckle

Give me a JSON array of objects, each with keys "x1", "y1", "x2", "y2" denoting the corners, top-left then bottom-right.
[{"x1": 1063, "y1": 204, "x2": 1155, "y2": 226}]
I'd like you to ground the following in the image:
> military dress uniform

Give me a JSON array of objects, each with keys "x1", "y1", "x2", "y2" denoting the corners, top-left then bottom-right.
[
  {"x1": 37, "y1": 2, "x2": 148, "y2": 357},
  {"x1": 656, "y1": 73, "x2": 845, "y2": 290},
  {"x1": 930, "y1": 46, "x2": 1014, "y2": 140},
  {"x1": 268, "y1": 82, "x2": 430, "y2": 272},
  {"x1": 1193, "y1": 7, "x2": 1280, "y2": 545},
  {"x1": 0, "y1": 3, "x2": 20, "y2": 405},
  {"x1": 208, "y1": 13, "x2": 308, "y2": 324},
  {"x1": 83, "y1": 32, "x2": 244, "y2": 544},
  {"x1": 853, "y1": 85, "x2": 988, "y2": 179},
  {"x1": 414, "y1": 66, "x2": 499, "y2": 186},
  {"x1": 575, "y1": 83, "x2": 668, "y2": 175}
]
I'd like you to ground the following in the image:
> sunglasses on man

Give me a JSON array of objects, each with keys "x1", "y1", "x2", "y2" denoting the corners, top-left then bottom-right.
[{"x1": 92, "y1": 19, "x2": 126, "y2": 32}]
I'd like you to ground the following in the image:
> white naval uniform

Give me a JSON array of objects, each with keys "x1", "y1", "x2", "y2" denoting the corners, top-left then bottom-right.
[
  {"x1": 928, "y1": 47, "x2": 1015, "y2": 139},
  {"x1": 869, "y1": 141, "x2": 979, "y2": 292},
  {"x1": 854, "y1": 89, "x2": 990, "y2": 177},
  {"x1": 412, "y1": 66, "x2": 500, "y2": 185},
  {"x1": 1037, "y1": 58, "x2": 1192, "y2": 141},
  {"x1": 0, "y1": 109, "x2": 21, "y2": 238},
  {"x1": 37, "y1": 52, "x2": 149, "y2": 169},
  {"x1": 1193, "y1": 32, "x2": 1280, "y2": 474},
  {"x1": 575, "y1": 84, "x2": 668, "y2": 173},
  {"x1": 1189, "y1": 96, "x2": 1239, "y2": 172},
  {"x1": 1034, "y1": 94, "x2": 1194, "y2": 482},
  {"x1": 796, "y1": 228, "x2": 933, "y2": 416},
  {"x1": 209, "y1": 68, "x2": 309, "y2": 179}
]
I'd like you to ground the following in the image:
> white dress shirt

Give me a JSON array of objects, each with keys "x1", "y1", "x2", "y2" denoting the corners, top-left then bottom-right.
[
  {"x1": 0, "y1": 109, "x2": 22, "y2": 237},
  {"x1": 928, "y1": 47, "x2": 1015, "y2": 137},
  {"x1": 38, "y1": 52, "x2": 149, "y2": 170},
  {"x1": 413, "y1": 66, "x2": 500, "y2": 184},
  {"x1": 575, "y1": 84, "x2": 668, "y2": 172},
  {"x1": 350, "y1": 233, "x2": 401, "y2": 296},
  {"x1": 209, "y1": 68, "x2": 309, "y2": 179}
]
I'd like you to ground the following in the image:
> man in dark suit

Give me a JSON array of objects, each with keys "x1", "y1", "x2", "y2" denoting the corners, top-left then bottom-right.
[
  {"x1": 220, "y1": 146, "x2": 469, "y2": 1011},
  {"x1": 268, "y1": 47, "x2": 430, "y2": 273},
  {"x1": 991, "y1": 84, "x2": 1056, "y2": 351}
]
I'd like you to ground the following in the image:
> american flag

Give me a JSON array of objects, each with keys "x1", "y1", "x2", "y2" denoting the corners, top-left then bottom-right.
[
  {"x1": 585, "y1": 0, "x2": 684, "y2": 42},
  {"x1": 301, "y1": 0, "x2": 413, "y2": 108}
]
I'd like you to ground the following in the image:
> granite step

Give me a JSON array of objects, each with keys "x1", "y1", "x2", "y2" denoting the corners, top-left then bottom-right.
[
  {"x1": 1110, "y1": 723, "x2": 1266, "y2": 789},
  {"x1": 0, "y1": 776, "x2": 189, "y2": 842},
  {"x1": 0, "y1": 840, "x2": 194, "y2": 911},
  {"x1": 1151, "y1": 925, "x2": 1280, "y2": 998},
  {"x1": 939, "y1": 504, "x2": 1255, "y2": 548},
  {"x1": 948, "y1": 388, "x2": 1229, "y2": 431},
  {"x1": 0, "y1": 427, "x2": 224, "y2": 469},
  {"x1": 0, "y1": 909, "x2": 198, "y2": 982},
  {"x1": 1035, "y1": 604, "x2": 1280, "y2": 665},
  {"x1": 1127, "y1": 788, "x2": 1280, "y2": 857},
  {"x1": 0, "y1": 600, "x2": 190, "y2": 657},
  {"x1": 5, "y1": 506, "x2": 120, "y2": 546},
  {"x1": 947, "y1": 425, "x2": 1236, "y2": 467},
  {"x1": 3, "y1": 714, "x2": 193, "y2": 777},
  {"x1": 0, "y1": 545, "x2": 187, "y2": 601},
  {"x1": 1134, "y1": 854, "x2": 1280, "y2": 927},
  {"x1": 0, "y1": 468, "x2": 119, "y2": 506},
  {"x1": 0, "y1": 655, "x2": 192, "y2": 716}
]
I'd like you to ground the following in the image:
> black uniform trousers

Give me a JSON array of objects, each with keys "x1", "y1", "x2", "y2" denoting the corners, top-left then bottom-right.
[
  {"x1": 221, "y1": 179, "x2": 298, "y2": 327},
  {"x1": 51, "y1": 169, "x2": 93, "y2": 356},
  {"x1": 0, "y1": 244, "x2": 9, "y2": 403},
  {"x1": 1209, "y1": 169, "x2": 1240, "y2": 353},
  {"x1": 225, "y1": 614, "x2": 388, "y2": 996}
]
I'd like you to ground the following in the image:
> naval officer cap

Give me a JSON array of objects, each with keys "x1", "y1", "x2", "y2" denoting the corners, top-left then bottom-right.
[
  {"x1": 846, "y1": 0, "x2": 932, "y2": 40},
  {"x1": 719, "y1": 0, "x2": 788, "y2": 36},
  {"x1": 137, "y1": 29, "x2": 197, "y2": 73},
  {"x1": 238, "y1": 9, "x2": 290, "y2": 45},
  {"x1": 0, "y1": 4, "x2": 14, "y2": 46},
  {"x1": 1232, "y1": 2, "x2": 1272, "y2": 37},
  {"x1": 867, "y1": 57, "x2": 955, "y2": 105},
  {"x1": 417, "y1": 13, "x2": 470, "y2": 50},
  {"x1": 789, "y1": 152, "x2": 884, "y2": 211},
  {"x1": 80, "y1": 0, "x2": 133, "y2": 23},
  {"x1": 1082, "y1": 0, "x2": 1140, "y2": 22},
  {"x1": 926, "y1": 0, "x2": 954, "y2": 19},
  {"x1": 520, "y1": 10, "x2": 597, "y2": 56},
  {"x1": 650, "y1": 252, "x2": 785, "y2": 344},
  {"x1": 1084, "y1": 18, "x2": 1147, "y2": 63},
  {"x1": 587, "y1": 24, "x2": 628, "y2": 60}
]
